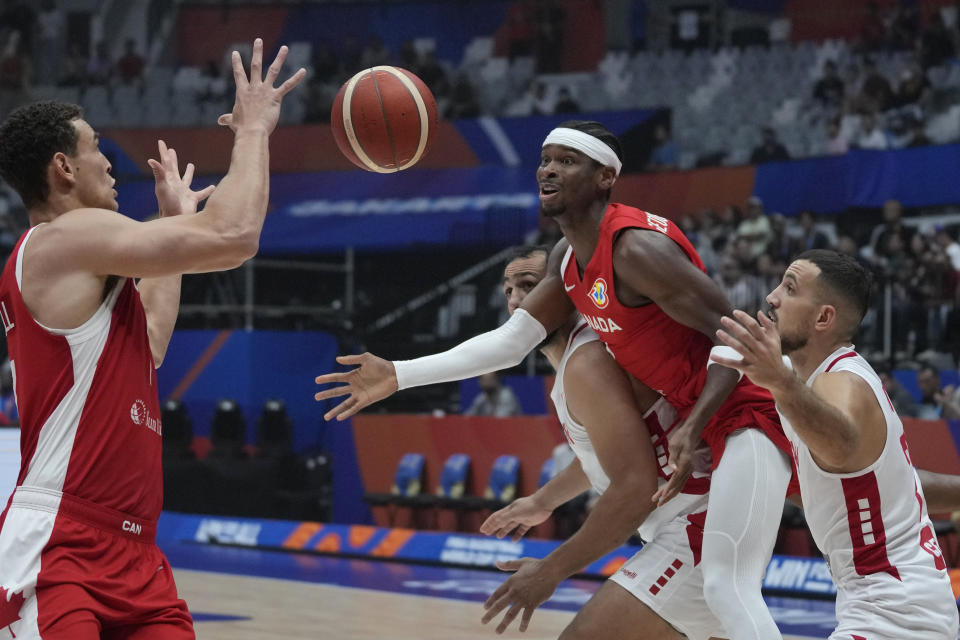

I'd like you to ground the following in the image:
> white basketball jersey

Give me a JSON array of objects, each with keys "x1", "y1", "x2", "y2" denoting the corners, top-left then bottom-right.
[
  {"x1": 780, "y1": 346, "x2": 958, "y2": 637},
  {"x1": 550, "y1": 320, "x2": 710, "y2": 542}
]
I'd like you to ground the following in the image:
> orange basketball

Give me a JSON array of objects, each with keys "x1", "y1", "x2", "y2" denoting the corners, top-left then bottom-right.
[{"x1": 331, "y1": 66, "x2": 438, "y2": 173}]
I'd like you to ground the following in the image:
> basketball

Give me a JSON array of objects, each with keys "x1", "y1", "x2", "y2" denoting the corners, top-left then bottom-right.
[{"x1": 331, "y1": 66, "x2": 438, "y2": 173}]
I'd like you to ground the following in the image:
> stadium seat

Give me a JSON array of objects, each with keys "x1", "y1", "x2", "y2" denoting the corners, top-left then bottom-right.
[
  {"x1": 364, "y1": 453, "x2": 426, "y2": 527},
  {"x1": 416, "y1": 453, "x2": 471, "y2": 530},
  {"x1": 462, "y1": 454, "x2": 519, "y2": 512}
]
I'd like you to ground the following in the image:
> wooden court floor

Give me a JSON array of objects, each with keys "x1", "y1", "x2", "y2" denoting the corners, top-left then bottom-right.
[{"x1": 172, "y1": 565, "x2": 822, "y2": 640}]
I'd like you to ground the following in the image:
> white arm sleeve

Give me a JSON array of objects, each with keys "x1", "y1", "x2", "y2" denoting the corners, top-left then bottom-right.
[{"x1": 393, "y1": 309, "x2": 547, "y2": 390}]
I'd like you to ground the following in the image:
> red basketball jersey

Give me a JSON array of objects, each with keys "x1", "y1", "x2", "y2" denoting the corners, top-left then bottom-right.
[
  {"x1": 0, "y1": 226, "x2": 163, "y2": 521},
  {"x1": 561, "y1": 204, "x2": 788, "y2": 457}
]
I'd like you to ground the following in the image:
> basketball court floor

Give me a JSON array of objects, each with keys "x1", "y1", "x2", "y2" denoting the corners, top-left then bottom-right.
[{"x1": 163, "y1": 539, "x2": 837, "y2": 639}]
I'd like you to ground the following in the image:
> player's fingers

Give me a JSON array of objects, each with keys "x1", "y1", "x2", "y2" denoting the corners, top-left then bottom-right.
[
  {"x1": 732, "y1": 309, "x2": 764, "y2": 339},
  {"x1": 314, "y1": 385, "x2": 351, "y2": 402},
  {"x1": 157, "y1": 139, "x2": 168, "y2": 157},
  {"x1": 166, "y1": 146, "x2": 179, "y2": 173},
  {"x1": 230, "y1": 51, "x2": 246, "y2": 87},
  {"x1": 182, "y1": 162, "x2": 195, "y2": 187},
  {"x1": 147, "y1": 158, "x2": 163, "y2": 178},
  {"x1": 757, "y1": 309, "x2": 776, "y2": 331},
  {"x1": 336, "y1": 354, "x2": 365, "y2": 366},
  {"x1": 336, "y1": 397, "x2": 364, "y2": 421},
  {"x1": 196, "y1": 185, "x2": 216, "y2": 202},
  {"x1": 277, "y1": 67, "x2": 307, "y2": 96},
  {"x1": 322, "y1": 396, "x2": 355, "y2": 420},
  {"x1": 265, "y1": 45, "x2": 288, "y2": 85},
  {"x1": 218, "y1": 113, "x2": 233, "y2": 127},
  {"x1": 716, "y1": 327, "x2": 753, "y2": 358},
  {"x1": 315, "y1": 371, "x2": 351, "y2": 385},
  {"x1": 496, "y1": 604, "x2": 523, "y2": 634},
  {"x1": 518, "y1": 606, "x2": 535, "y2": 632},
  {"x1": 496, "y1": 522, "x2": 519, "y2": 539},
  {"x1": 512, "y1": 525, "x2": 530, "y2": 542},
  {"x1": 250, "y1": 38, "x2": 263, "y2": 82},
  {"x1": 720, "y1": 314, "x2": 757, "y2": 346}
]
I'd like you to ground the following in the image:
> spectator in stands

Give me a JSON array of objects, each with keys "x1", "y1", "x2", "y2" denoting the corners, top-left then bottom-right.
[
  {"x1": 0, "y1": 30, "x2": 30, "y2": 116},
  {"x1": 465, "y1": 372, "x2": 522, "y2": 417},
  {"x1": 875, "y1": 362, "x2": 920, "y2": 417},
  {"x1": 793, "y1": 210, "x2": 830, "y2": 253},
  {"x1": 890, "y1": 64, "x2": 931, "y2": 111},
  {"x1": 86, "y1": 40, "x2": 112, "y2": 86},
  {"x1": 500, "y1": 0, "x2": 536, "y2": 59},
  {"x1": 889, "y1": 4, "x2": 920, "y2": 51},
  {"x1": 916, "y1": 364, "x2": 954, "y2": 419},
  {"x1": 339, "y1": 34, "x2": 363, "y2": 75},
  {"x1": 813, "y1": 60, "x2": 845, "y2": 108},
  {"x1": 360, "y1": 36, "x2": 391, "y2": 69},
  {"x1": 823, "y1": 118, "x2": 849, "y2": 155},
  {"x1": 0, "y1": 360, "x2": 16, "y2": 424},
  {"x1": 505, "y1": 80, "x2": 556, "y2": 117},
  {"x1": 398, "y1": 40, "x2": 419, "y2": 72},
  {"x1": 855, "y1": 112, "x2": 889, "y2": 150},
  {"x1": 906, "y1": 117, "x2": 932, "y2": 147},
  {"x1": 416, "y1": 50, "x2": 449, "y2": 100},
  {"x1": 920, "y1": 11, "x2": 955, "y2": 69},
  {"x1": 750, "y1": 127, "x2": 789, "y2": 164},
  {"x1": 60, "y1": 41, "x2": 87, "y2": 87},
  {"x1": 553, "y1": 87, "x2": 580, "y2": 114},
  {"x1": 710, "y1": 204, "x2": 740, "y2": 254},
  {"x1": 860, "y1": 1, "x2": 887, "y2": 52},
  {"x1": 714, "y1": 255, "x2": 761, "y2": 314},
  {"x1": 755, "y1": 252, "x2": 787, "y2": 295},
  {"x1": 534, "y1": 0, "x2": 564, "y2": 73},
  {"x1": 35, "y1": 0, "x2": 63, "y2": 85},
  {"x1": 870, "y1": 199, "x2": 912, "y2": 260},
  {"x1": 646, "y1": 124, "x2": 679, "y2": 171},
  {"x1": 765, "y1": 213, "x2": 792, "y2": 262},
  {"x1": 199, "y1": 59, "x2": 229, "y2": 102},
  {"x1": 311, "y1": 41, "x2": 340, "y2": 84},
  {"x1": 736, "y1": 195, "x2": 772, "y2": 260},
  {"x1": 935, "y1": 226, "x2": 960, "y2": 272},
  {"x1": 856, "y1": 58, "x2": 892, "y2": 113},
  {"x1": 0, "y1": 1, "x2": 35, "y2": 54},
  {"x1": 116, "y1": 38, "x2": 144, "y2": 85},
  {"x1": 446, "y1": 73, "x2": 480, "y2": 119}
]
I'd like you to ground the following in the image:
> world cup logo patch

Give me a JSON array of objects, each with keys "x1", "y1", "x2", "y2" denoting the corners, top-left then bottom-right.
[{"x1": 590, "y1": 278, "x2": 609, "y2": 309}]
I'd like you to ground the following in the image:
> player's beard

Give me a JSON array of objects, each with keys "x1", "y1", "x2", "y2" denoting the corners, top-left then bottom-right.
[
  {"x1": 539, "y1": 202, "x2": 565, "y2": 218},
  {"x1": 780, "y1": 329, "x2": 809, "y2": 354}
]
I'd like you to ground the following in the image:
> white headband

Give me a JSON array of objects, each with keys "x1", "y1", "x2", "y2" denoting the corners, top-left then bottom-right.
[{"x1": 542, "y1": 127, "x2": 622, "y2": 176}]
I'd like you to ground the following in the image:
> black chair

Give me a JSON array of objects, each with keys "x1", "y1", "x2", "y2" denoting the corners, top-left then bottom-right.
[{"x1": 208, "y1": 399, "x2": 247, "y2": 459}]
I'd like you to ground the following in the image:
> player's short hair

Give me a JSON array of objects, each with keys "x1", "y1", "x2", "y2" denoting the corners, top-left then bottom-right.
[
  {"x1": 795, "y1": 249, "x2": 873, "y2": 338},
  {"x1": 0, "y1": 101, "x2": 83, "y2": 208},
  {"x1": 556, "y1": 120, "x2": 623, "y2": 166},
  {"x1": 507, "y1": 245, "x2": 550, "y2": 265}
]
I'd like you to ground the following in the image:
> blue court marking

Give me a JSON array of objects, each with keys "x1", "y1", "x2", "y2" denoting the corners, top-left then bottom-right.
[
  {"x1": 191, "y1": 613, "x2": 251, "y2": 623},
  {"x1": 162, "y1": 540, "x2": 836, "y2": 637}
]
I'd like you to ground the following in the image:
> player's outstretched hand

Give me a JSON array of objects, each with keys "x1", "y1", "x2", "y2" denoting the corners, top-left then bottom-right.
[
  {"x1": 148, "y1": 140, "x2": 215, "y2": 218},
  {"x1": 314, "y1": 353, "x2": 399, "y2": 421},
  {"x1": 217, "y1": 37, "x2": 306, "y2": 135},
  {"x1": 480, "y1": 496, "x2": 553, "y2": 542},
  {"x1": 482, "y1": 558, "x2": 558, "y2": 634},
  {"x1": 651, "y1": 421, "x2": 696, "y2": 507}
]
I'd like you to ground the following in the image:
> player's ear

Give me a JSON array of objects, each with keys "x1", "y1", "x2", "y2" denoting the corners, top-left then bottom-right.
[
  {"x1": 51, "y1": 151, "x2": 76, "y2": 187},
  {"x1": 815, "y1": 304, "x2": 837, "y2": 333},
  {"x1": 598, "y1": 165, "x2": 617, "y2": 191}
]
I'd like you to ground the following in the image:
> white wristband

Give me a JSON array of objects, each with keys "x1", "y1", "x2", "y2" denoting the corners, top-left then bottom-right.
[
  {"x1": 393, "y1": 309, "x2": 547, "y2": 390},
  {"x1": 707, "y1": 345, "x2": 744, "y2": 381}
]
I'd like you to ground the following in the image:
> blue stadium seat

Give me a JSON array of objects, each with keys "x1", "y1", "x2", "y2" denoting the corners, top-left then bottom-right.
[
  {"x1": 364, "y1": 453, "x2": 426, "y2": 511},
  {"x1": 463, "y1": 454, "x2": 520, "y2": 511}
]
